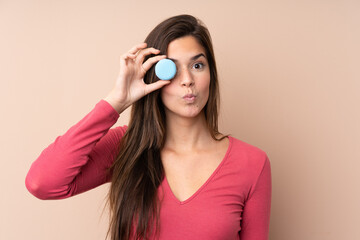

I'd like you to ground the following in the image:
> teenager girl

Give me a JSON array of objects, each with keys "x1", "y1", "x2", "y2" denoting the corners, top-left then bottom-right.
[{"x1": 26, "y1": 14, "x2": 272, "y2": 240}]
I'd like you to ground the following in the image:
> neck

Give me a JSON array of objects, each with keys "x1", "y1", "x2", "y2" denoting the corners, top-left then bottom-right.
[{"x1": 164, "y1": 111, "x2": 213, "y2": 152}]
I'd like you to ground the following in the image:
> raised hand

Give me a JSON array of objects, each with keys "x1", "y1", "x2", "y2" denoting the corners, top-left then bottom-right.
[{"x1": 104, "y1": 43, "x2": 169, "y2": 113}]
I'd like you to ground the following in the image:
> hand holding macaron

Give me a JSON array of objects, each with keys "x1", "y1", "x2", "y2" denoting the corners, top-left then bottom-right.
[{"x1": 104, "y1": 43, "x2": 175, "y2": 113}]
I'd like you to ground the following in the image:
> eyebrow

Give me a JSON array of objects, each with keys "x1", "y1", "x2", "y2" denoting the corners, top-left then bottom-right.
[{"x1": 168, "y1": 53, "x2": 206, "y2": 63}]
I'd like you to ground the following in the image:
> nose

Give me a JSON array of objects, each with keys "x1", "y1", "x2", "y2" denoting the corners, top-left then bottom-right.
[{"x1": 179, "y1": 68, "x2": 194, "y2": 87}]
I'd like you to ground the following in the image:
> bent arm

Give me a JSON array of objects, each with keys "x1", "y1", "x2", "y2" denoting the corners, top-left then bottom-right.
[{"x1": 25, "y1": 99, "x2": 126, "y2": 200}]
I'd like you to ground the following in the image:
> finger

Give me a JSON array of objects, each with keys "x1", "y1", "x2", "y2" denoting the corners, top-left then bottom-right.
[
  {"x1": 144, "y1": 80, "x2": 171, "y2": 95},
  {"x1": 140, "y1": 65, "x2": 147, "y2": 76},
  {"x1": 135, "y1": 47, "x2": 161, "y2": 64},
  {"x1": 119, "y1": 54, "x2": 135, "y2": 70},
  {"x1": 120, "y1": 53, "x2": 136, "y2": 61},
  {"x1": 128, "y1": 43, "x2": 147, "y2": 55},
  {"x1": 126, "y1": 53, "x2": 136, "y2": 60},
  {"x1": 142, "y1": 55, "x2": 167, "y2": 72},
  {"x1": 119, "y1": 54, "x2": 128, "y2": 68}
]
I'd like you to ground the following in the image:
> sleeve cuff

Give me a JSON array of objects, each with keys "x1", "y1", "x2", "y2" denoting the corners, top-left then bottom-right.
[{"x1": 96, "y1": 99, "x2": 120, "y2": 122}]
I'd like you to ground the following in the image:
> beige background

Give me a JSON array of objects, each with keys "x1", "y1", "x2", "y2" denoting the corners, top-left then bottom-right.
[{"x1": 1, "y1": 0, "x2": 359, "y2": 239}]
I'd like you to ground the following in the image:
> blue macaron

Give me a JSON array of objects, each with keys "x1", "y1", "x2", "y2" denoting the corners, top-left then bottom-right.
[{"x1": 155, "y1": 59, "x2": 177, "y2": 80}]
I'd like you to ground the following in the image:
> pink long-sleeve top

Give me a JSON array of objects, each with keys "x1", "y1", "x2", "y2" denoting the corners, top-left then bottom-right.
[{"x1": 25, "y1": 99, "x2": 272, "y2": 240}]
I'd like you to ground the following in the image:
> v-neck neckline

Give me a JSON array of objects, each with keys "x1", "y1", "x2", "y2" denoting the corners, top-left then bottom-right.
[{"x1": 163, "y1": 136, "x2": 233, "y2": 205}]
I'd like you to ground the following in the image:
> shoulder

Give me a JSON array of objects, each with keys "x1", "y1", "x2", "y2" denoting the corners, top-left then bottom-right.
[
  {"x1": 226, "y1": 136, "x2": 270, "y2": 174},
  {"x1": 109, "y1": 125, "x2": 128, "y2": 141},
  {"x1": 112, "y1": 124, "x2": 128, "y2": 134},
  {"x1": 228, "y1": 136, "x2": 268, "y2": 160}
]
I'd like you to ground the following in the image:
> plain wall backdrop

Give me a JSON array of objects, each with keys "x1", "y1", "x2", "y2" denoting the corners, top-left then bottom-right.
[{"x1": 1, "y1": 0, "x2": 359, "y2": 239}]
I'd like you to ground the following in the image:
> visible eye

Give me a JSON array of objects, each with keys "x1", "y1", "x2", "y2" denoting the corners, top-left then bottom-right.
[{"x1": 192, "y1": 62, "x2": 204, "y2": 70}]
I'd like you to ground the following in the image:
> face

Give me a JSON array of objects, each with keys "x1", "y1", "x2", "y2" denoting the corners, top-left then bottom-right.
[{"x1": 160, "y1": 35, "x2": 211, "y2": 119}]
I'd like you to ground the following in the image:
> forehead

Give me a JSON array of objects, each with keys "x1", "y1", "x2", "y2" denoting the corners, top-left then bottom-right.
[{"x1": 167, "y1": 35, "x2": 206, "y2": 59}]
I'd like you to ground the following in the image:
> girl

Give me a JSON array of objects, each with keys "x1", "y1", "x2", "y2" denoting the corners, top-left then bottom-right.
[{"x1": 26, "y1": 14, "x2": 272, "y2": 240}]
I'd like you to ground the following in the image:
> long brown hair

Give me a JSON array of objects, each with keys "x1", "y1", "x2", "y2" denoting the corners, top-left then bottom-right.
[{"x1": 106, "y1": 14, "x2": 224, "y2": 240}]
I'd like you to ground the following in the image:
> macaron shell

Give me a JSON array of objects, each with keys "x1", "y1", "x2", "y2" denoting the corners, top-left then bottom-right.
[{"x1": 155, "y1": 59, "x2": 177, "y2": 80}]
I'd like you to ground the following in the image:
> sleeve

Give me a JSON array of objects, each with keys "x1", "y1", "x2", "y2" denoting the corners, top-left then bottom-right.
[
  {"x1": 239, "y1": 155, "x2": 272, "y2": 240},
  {"x1": 25, "y1": 99, "x2": 127, "y2": 200}
]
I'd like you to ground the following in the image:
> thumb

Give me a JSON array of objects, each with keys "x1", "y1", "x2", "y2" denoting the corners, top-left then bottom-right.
[{"x1": 145, "y1": 80, "x2": 171, "y2": 95}]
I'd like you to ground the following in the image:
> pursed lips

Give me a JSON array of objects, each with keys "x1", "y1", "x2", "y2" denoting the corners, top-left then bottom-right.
[{"x1": 182, "y1": 93, "x2": 197, "y2": 102}]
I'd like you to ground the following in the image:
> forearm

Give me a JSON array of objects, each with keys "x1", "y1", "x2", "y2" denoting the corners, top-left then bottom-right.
[
  {"x1": 103, "y1": 89, "x2": 130, "y2": 114},
  {"x1": 25, "y1": 100, "x2": 120, "y2": 200}
]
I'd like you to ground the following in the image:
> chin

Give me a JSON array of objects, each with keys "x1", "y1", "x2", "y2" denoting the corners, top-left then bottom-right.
[{"x1": 169, "y1": 107, "x2": 205, "y2": 119}]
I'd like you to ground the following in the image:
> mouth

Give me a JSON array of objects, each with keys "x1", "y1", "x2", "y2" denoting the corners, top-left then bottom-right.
[{"x1": 182, "y1": 94, "x2": 197, "y2": 102}]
